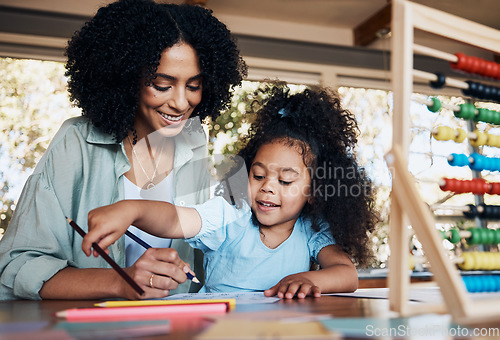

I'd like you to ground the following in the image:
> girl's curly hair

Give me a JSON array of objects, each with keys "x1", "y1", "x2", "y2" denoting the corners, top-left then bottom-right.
[
  {"x1": 65, "y1": 0, "x2": 247, "y2": 142},
  {"x1": 219, "y1": 82, "x2": 378, "y2": 267}
]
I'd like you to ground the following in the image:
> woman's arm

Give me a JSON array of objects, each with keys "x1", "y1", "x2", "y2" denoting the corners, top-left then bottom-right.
[
  {"x1": 83, "y1": 200, "x2": 201, "y2": 257},
  {"x1": 40, "y1": 247, "x2": 191, "y2": 300},
  {"x1": 264, "y1": 244, "x2": 358, "y2": 299}
]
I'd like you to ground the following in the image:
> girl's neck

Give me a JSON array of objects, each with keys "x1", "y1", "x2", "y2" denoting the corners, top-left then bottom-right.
[{"x1": 258, "y1": 220, "x2": 296, "y2": 249}]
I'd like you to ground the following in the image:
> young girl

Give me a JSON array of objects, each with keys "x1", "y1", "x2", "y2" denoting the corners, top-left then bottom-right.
[{"x1": 83, "y1": 83, "x2": 378, "y2": 299}]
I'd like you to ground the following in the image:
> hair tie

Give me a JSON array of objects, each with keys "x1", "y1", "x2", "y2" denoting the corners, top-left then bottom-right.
[{"x1": 278, "y1": 108, "x2": 288, "y2": 118}]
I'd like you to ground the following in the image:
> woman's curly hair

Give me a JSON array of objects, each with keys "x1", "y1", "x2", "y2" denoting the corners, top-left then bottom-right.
[
  {"x1": 65, "y1": 0, "x2": 247, "y2": 142},
  {"x1": 219, "y1": 82, "x2": 379, "y2": 267}
]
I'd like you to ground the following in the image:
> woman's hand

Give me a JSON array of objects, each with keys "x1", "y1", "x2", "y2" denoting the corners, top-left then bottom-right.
[
  {"x1": 83, "y1": 201, "x2": 137, "y2": 257},
  {"x1": 119, "y1": 247, "x2": 192, "y2": 300},
  {"x1": 264, "y1": 273, "x2": 321, "y2": 299}
]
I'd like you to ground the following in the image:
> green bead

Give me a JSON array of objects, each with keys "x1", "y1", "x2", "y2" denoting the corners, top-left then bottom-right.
[
  {"x1": 494, "y1": 111, "x2": 500, "y2": 125},
  {"x1": 468, "y1": 228, "x2": 480, "y2": 245},
  {"x1": 495, "y1": 229, "x2": 500, "y2": 244},
  {"x1": 459, "y1": 103, "x2": 476, "y2": 120},
  {"x1": 477, "y1": 108, "x2": 495, "y2": 124},
  {"x1": 485, "y1": 110, "x2": 495, "y2": 124},
  {"x1": 427, "y1": 97, "x2": 441, "y2": 112},
  {"x1": 449, "y1": 228, "x2": 461, "y2": 244},
  {"x1": 485, "y1": 229, "x2": 495, "y2": 245}
]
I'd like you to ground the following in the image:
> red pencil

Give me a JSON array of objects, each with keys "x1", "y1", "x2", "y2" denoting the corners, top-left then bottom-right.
[{"x1": 56, "y1": 303, "x2": 229, "y2": 321}]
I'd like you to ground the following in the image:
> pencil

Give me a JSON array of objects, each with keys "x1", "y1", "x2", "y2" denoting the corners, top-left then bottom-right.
[
  {"x1": 125, "y1": 230, "x2": 200, "y2": 284},
  {"x1": 95, "y1": 298, "x2": 236, "y2": 310},
  {"x1": 66, "y1": 217, "x2": 145, "y2": 295},
  {"x1": 56, "y1": 303, "x2": 229, "y2": 321}
]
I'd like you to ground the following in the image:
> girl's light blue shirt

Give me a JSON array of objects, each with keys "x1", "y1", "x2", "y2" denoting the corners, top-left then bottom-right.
[
  {"x1": 0, "y1": 117, "x2": 209, "y2": 300},
  {"x1": 188, "y1": 196, "x2": 336, "y2": 293}
]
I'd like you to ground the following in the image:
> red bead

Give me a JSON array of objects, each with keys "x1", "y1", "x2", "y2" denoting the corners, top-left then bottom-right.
[
  {"x1": 440, "y1": 178, "x2": 452, "y2": 191},
  {"x1": 471, "y1": 178, "x2": 488, "y2": 195},
  {"x1": 484, "y1": 62, "x2": 494, "y2": 78},
  {"x1": 452, "y1": 52, "x2": 466, "y2": 70},
  {"x1": 456, "y1": 179, "x2": 467, "y2": 194},
  {"x1": 477, "y1": 59, "x2": 488, "y2": 76},
  {"x1": 490, "y1": 182, "x2": 500, "y2": 195},
  {"x1": 493, "y1": 62, "x2": 500, "y2": 79},
  {"x1": 469, "y1": 57, "x2": 481, "y2": 74}
]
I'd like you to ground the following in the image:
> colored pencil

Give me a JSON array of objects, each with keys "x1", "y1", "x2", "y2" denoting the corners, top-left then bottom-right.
[
  {"x1": 56, "y1": 303, "x2": 229, "y2": 321},
  {"x1": 125, "y1": 230, "x2": 200, "y2": 284},
  {"x1": 95, "y1": 298, "x2": 236, "y2": 310},
  {"x1": 66, "y1": 217, "x2": 144, "y2": 295}
]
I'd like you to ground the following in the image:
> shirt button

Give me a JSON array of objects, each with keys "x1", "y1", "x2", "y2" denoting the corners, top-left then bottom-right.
[{"x1": 179, "y1": 201, "x2": 185, "y2": 206}]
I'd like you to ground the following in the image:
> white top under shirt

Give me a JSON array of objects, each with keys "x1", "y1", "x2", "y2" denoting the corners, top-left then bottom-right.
[{"x1": 124, "y1": 174, "x2": 174, "y2": 267}]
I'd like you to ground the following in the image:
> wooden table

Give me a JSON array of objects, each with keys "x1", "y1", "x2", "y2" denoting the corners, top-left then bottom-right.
[{"x1": 0, "y1": 296, "x2": 494, "y2": 339}]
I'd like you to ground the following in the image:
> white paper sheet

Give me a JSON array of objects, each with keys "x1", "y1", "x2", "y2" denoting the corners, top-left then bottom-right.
[{"x1": 164, "y1": 292, "x2": 281, "y2": 304}]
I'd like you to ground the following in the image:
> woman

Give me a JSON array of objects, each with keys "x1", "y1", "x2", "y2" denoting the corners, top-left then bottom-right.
[{"x1": 0, "y1": 0, "x2": 246, "y2": 300}]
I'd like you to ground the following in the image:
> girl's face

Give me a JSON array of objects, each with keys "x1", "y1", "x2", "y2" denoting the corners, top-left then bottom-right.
[
  {"x1": 135, "y1": 42, "x2": 203, "y2": 138},
  {"x1": 248, "y1": 141, "x2": 312, "y2": 230}
]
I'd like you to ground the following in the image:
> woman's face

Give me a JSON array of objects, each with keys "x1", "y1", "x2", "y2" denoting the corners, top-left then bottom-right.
[{"x1": 135, "y1": 42, "x2": 203, "y2": 138}]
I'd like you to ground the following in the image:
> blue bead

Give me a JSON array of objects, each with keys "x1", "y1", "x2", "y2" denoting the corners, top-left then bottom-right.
[
  {"x1": 448, "y1": 153, "x2": 469, "y2": 167},
  {"x1": 469, "y1": 153, "x2": 485, "y2": 171}
]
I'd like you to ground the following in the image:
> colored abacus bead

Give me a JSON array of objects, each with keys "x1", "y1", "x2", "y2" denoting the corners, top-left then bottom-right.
[
  {"x1": 454, "y1": 128, "x2": 467, "y2": 143},
  {"x1": 482, "y1": 205, "x2": 500, "y2": 219},
  {"x1": 470, "y1": 107, "x2": 500, "y2": 125},
  {"x1": 451, "y1": 52, "x2": 467, "y2": 70},
  {"x1": 459, "y1": 252, "x2": 476, "y2": 270},
  {"x1": 471, "y1": 178, "x2": 489, "y2": 195},
  {"x1": 489, "y1": 182, "x2": 500, "y2": 195},
  {"x1": 449, "y1": 228, "x2": 461, "y2": 244},
  {"x1": 430, "y1": 73, "x2": 446, "y2": 89},
  {"x1": 458, "y1": 102, "x2": 476, "y2": 120},
  {"x1": 469, "y1": 130, "x2": 487, "y2": 147},
  {"x1": 427, "y1": 97, "x2": 441, "y2": 112},
  {"x1": 433, "y1": 126, "x2": 455, "y2": 141},
  {"x1": 463, "y1": 276, "x2": 500, "y2": 293},
  {"x1": 468, "y1": 153, "x2": 485, "y2": 171},
  {"x1": 459, "y1": 252, "x2": 500, "y2": 270},
  {"x1": 496, "y1": 229, "x2": 500, "y2": 244},
  {"x1": 448, "y1": 153, "x2": 469, "y2": 167},
  {"x1": 476, "y1": 108, "x2": 492, "y2": 123},
  {"x1": 439, "y1": 178, "x2": 454, "y2": 191},
  {"x1": 483, "y1": 229, "x2": 495, "y2": 245},
  {"x1": 488, "y1": 134, "x2": 500, "y2": 148},
  {"x1": 463, "y1": 204, "x2": 478, "y2": 218},
  {"x1": 467, "y1": 228, "x2": 481, "y2": 245}
]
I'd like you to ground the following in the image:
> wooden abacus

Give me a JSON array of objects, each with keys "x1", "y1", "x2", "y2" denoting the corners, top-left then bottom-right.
[{"x1": 387, "y1": 0, "x2": 500, "y2": 325}]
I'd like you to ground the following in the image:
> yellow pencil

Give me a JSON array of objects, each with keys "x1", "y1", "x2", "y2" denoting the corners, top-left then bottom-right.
[{"x1": 95, "y1": 298, "x2": 236, "y2": 310}]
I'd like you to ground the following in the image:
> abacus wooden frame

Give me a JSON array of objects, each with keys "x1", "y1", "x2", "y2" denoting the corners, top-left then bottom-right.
[{"x1": 389, "y1": 0, "x2": 500, "y2": 325}]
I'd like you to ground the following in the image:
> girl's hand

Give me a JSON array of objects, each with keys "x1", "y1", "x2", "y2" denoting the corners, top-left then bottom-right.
[
  {"x1": 83, "y1": 201, "x2": 136, "y2": 257},
  {"x1": 119, "y1": 248, "x2": 191, "y2": 300},
  {"x1": 264, "y1": 274, "x2": 321, "y2": 299}
]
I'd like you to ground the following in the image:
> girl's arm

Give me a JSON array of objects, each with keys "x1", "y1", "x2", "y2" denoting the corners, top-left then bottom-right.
[
  {"x1": 82, "y1": 200, "x2": 201, "y2": 257},
  {"x1": 264, "y1": 244, "x2": 358, "y2": 299}
]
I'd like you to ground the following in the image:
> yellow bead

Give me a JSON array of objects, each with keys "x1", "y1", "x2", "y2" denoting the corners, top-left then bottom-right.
[
  {"x1": 433, "y1": 126, "x2": 454, "y2": 141},
  {"x1": 488, "y1": 134, "x2": 500, "y2": 148},
  {"x1": 470, "y1": 130, "x2": 487, "y2": 147},
  {"x1": 472, "y1": 252, "x2": 482, "y2": 270},
  {"x1": 459, "y1": 252, "x2": 474, "y2": 270},
  {"x1": 454, "y1": 128, "x2": 467, "y2": 143},
  {"x1": 496, "y1": 253, "x2": 500, "y2": 269}
]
